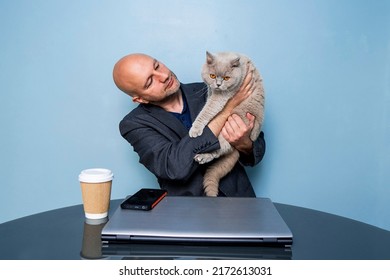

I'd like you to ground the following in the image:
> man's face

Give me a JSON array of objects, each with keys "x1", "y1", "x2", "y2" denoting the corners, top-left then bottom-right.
[{"x1": 128, "y1": 55, "x2": 180, "y2": 104}]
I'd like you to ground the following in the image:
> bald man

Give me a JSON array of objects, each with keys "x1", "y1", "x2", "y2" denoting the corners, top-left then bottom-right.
[{"x1": 114, "y1": 53, "x2": 266, "y2": 196}]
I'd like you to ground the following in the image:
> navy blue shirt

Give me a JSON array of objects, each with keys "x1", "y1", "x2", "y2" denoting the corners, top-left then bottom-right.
[{"x1": 170, "y1": 92, "x2": 192, "y2": 130}]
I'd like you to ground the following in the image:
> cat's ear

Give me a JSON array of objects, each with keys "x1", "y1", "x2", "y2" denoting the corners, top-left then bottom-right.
[
  {"x1": 231, "y1": 57, "x2": 240, "y2": 68},
  {"x1": 206, "y1": 51, "x2": 215, "y2": 64}
]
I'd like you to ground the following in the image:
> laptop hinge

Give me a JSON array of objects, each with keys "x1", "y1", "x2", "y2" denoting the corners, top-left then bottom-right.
[
  {"x1": 265, "y1": 238, "x2": 277, "y2": 243},
  {"x1": 101, "y1": 234, "x2": 131, "y2": 241},
  {"x1": 277, "y1": 238, "x2": 293, "y2": 247},
  {"x1": 116, "y1": 235, "x2": 131, "y2": 240}
]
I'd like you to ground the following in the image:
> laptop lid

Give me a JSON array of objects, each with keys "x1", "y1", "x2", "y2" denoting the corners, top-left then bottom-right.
[{"x1": 101, "y1": 196, "x2": 293, "y2": 246}]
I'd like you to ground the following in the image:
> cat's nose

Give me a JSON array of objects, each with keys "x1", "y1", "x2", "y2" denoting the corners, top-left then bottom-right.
[{"x1": 216, "y1": 77, "x2": 223, "y2": 87}]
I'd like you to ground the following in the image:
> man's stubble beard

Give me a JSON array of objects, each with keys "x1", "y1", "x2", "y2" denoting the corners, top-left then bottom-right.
[{"x1": 149, "y1": 72, "x2": 181, "y2": 106}]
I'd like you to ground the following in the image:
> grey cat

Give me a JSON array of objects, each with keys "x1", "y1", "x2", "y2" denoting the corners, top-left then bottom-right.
[{"x1": 189, "y1": 51, "x2": 265, "y2": 196}]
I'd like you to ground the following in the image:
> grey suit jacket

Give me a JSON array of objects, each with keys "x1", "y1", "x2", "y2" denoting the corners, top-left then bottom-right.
[{"x1": 119, "y1": 83, "x2": 265, "y2": 197}]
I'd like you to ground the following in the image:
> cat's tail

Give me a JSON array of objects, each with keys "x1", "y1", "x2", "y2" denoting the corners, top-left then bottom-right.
[{"x1": 203, "y1": 149, "x2": 240, "y2": 197}]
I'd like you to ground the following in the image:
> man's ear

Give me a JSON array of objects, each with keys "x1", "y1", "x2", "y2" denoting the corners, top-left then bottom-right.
[{"x1": 132, "y1": 96, "x2": 149, "y2": 104}]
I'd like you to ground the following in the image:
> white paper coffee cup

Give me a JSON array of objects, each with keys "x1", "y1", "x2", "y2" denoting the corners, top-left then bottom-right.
[{"x1": 79, "y1": 168, "x2": 113, "y2": 219}]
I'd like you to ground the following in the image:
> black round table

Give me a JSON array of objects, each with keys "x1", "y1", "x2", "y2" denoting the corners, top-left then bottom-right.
[{"x1": 0, "y1": 199, "x2": 389, "y2": 259}]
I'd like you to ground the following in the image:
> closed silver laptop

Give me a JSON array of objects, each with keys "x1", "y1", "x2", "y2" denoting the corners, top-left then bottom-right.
[{"x1": 101, "y1": 196, "x2": 293, "y2": 247}]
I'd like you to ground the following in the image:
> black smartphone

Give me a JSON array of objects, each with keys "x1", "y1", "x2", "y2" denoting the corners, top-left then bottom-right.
[{"x1": 120, "y1": 188, "x2": 167, "y2": 211}]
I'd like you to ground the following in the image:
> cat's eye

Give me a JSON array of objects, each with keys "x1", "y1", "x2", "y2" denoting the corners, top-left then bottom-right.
[
  {"x1": 210, "y1": 74, "x2": 216, "y2": 79},
  {"x1": 223, "y1": 76, "x2": 230, "y2": 81}
]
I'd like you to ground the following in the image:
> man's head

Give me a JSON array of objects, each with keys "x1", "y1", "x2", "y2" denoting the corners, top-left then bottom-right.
[{"x1": 113, "y1": 53, "x2": 180, "y2": 104}]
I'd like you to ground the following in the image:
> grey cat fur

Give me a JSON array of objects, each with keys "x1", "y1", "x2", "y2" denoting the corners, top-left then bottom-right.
[{"x1": 189, "y1": 51, "x2": 265, "y2": 196}]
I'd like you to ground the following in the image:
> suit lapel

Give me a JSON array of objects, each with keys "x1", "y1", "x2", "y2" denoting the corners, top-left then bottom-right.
[
  {"x1": 181, "y1": 83, "x2": 207, "y2": 122},
  {"x1": 144, "y1": 105, "x2": 187, "y2": 137},
  {"x1": 141, "y1": 83, "x2": 207, "y2": 138}
]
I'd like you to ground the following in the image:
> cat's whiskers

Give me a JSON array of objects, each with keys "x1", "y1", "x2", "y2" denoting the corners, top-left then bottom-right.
[{"x1": 194, "y1": 87, "x2": 208, "y2": 97}]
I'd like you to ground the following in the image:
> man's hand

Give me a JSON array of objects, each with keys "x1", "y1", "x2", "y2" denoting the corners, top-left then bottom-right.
[{"x1": 222, "y1": 113, "x2": 255, "y2": 154}]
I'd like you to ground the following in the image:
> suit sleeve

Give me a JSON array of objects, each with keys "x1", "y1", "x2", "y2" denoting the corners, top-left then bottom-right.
[
  {"x1": 119, "y1": 114, "x2": 220, "y2": 182},
  {"x1": 239, "y1": 131, "x2": 266, "y2": 167}
]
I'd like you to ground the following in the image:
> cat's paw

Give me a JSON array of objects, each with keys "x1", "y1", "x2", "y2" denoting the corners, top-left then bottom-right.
[
  {"x1": 194, "y1": 153, "x2": 214, "y2": 164},
  {"x1": 204, "y1": 189, "x2": 218, "y2": 197},
  {"x1": 189, "y1": 126, "x2": 204, "y2": 138}
]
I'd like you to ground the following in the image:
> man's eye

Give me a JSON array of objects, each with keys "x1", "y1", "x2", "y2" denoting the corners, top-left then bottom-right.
[{"x1": 146, "y1": 78, "x2": 153, "y2": 89}]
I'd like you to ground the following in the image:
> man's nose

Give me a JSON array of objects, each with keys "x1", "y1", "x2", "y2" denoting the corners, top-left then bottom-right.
[{"x1": 155, "y1": 70, "x2": 169, "y2": 82}]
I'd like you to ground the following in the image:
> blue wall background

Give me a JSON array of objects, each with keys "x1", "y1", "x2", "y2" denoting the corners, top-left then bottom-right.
[{"x1": 1, "y1": 0, "x2": 389, "y2": 230}]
